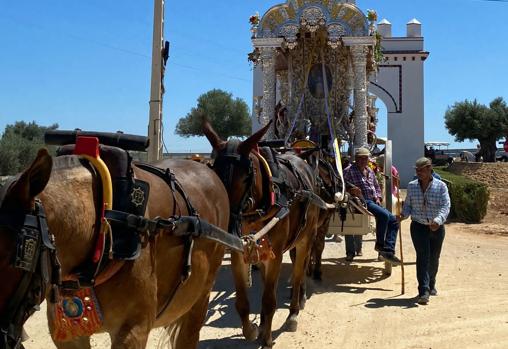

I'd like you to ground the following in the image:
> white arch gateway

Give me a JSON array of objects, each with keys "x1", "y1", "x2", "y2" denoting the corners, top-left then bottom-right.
[{"x1": 250, "y1": 0, "x2": 428, "y2": 186}]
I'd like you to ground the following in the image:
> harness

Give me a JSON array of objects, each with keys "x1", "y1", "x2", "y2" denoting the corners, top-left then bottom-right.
[
  {"x1": 0, "y1": 201, "x2": 61, "y2": 349},
  {"x1": 1, "y1": 134, "x2": 245, "y2": 346},
  {"x1": 211, "y1": 140, "x2": 255, "y2": 238},
  {"x1": 213, "y1": 141, "x2": 334, "y2": 268}
]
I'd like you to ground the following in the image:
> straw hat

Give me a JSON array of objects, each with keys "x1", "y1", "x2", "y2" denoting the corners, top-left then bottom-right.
[{"x1": 355, "y1": 147, "x2": 370, "y2": 157}]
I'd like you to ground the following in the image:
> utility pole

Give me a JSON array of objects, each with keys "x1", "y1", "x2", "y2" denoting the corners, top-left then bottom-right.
[{"x1": 147, "y1": 0, "x2": 165, "y2": 162}]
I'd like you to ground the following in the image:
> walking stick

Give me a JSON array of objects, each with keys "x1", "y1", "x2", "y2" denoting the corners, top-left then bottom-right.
[{"x1": 396, "y1": 188, "x2": 405, "y2": 294}]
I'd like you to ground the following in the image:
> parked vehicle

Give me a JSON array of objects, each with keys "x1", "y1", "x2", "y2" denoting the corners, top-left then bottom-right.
[
  {"x1": 496, "y1": 141, "x2": 508, "y2": 162},
  {"x1": 425, "y1": 142, "x2": 453, "y2": 165}
]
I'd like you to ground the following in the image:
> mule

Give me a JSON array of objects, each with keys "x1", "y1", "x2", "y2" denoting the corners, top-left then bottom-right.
[
  {"x1": 307, "y1": 151, "x2": 343, "y2": 281},
  {"x1": 0, "y1": 148, "x2": 233, "y2": 349},
  {"x1": 203, "y1": 122, "x2": 322, "y2": 348}
]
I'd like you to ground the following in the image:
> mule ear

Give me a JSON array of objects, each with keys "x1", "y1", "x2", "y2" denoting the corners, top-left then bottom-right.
[
  {"x1": 3, "y1": 148, "x2": 53, "y2": 210},
  {"x1": 238, "y1": 121, "x2": 272, "y2": 156},
  {"x1": 202, "y1": 119, "x2": 226, "y2": 151},
  {"x1": 26, "y1": 148, "x2": 53, "y2": 197}
]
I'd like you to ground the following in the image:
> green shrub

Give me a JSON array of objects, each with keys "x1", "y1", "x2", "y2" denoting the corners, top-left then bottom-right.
[{"x1": 434, "y1": 169, "x2": 489, "y2": 223}]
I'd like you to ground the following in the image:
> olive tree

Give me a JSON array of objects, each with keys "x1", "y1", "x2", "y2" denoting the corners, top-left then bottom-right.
[
  {"x1": 444, "y1": 97, "x2": 508, "y2": 162},
  {"x1": 176, "y1": 89, "x2": 251, "y2": 140},
  {"x1": 0, "y1": 121, "x2": 58, "y2": 175}
]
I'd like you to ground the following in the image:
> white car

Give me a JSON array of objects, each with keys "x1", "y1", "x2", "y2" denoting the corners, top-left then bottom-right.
[{"x1": 460, "y1": 151, "x2": 476, "y2": 162}]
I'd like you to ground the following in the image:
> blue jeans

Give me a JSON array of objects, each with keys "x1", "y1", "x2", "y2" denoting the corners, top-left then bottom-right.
[
  {"x1": 365, "y1": 199, "x2": 399, "y2": 254},
  {"x1": 345, "y1": 235, "x2": 363, "y2": 256},
  {"x1": 410, "y1": 221, "x2": 445, "y2": 296}
]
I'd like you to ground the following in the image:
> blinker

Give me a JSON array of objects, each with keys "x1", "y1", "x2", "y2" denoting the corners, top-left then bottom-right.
[
  {"x1": 14, "y1": 226, "x2": 39, "y2": 272},
  {"x1": 11, "y1": 214, "x2": 41, "y2": 272}
]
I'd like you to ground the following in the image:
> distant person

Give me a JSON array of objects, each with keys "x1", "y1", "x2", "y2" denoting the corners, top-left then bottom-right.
[
  {"x1": 344, "y1": 147, "x2": 400, "y2": 264},
  {"x1": 343, "y1": 156, "x2": 361, "y2": 261},
  {"x1": 428, "y1": 146, "x2": 436, "y2": 161},
  {"x1": 376, "y1": 155, "x2": 400, "y2": 196},
  {"x1": 475, "y1": 144, "x2": 482, "y2": 162},
  {"x1": 400, "y1": 157, "x2": 450, "y2": 305},
  {"x1": 345, "y1": 234, "x2": 363, "y2": 262}
]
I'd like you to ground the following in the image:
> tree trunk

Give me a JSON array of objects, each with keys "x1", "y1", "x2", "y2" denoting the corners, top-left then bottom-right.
[{"x1": 478, "y1": 138, "x2": 497, "y2": 162}]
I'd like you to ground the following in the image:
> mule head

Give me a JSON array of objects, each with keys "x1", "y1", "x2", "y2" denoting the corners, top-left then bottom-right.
[
  {"x1": 0, "y1": 149, "x2": 52, "y2": 347},
  {"x1": 203, "y1": 122, "x2": 271, "y2": 235}
]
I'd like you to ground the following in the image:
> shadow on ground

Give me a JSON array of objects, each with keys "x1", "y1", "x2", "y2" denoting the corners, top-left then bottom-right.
[
  {"x1": 198, "y1": 249, "x2": 400, "y2": 349},
  {"x1": 205, "y1": 258, "x2": 395, "y2": 327},
  {"x1": 198, "y1": 262, "x2": 293, "y2": 349},
  {"x1": 364, "y1": 296, "x2": 418, "y2": 309}
]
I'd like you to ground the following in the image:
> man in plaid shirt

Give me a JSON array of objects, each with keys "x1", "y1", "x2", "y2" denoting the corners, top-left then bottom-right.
[
  {"x1": 401, "y1": 157, "x2": 450, "y2": 305},
  {"x1": 344, "y1": 147, "x2": 400, "y2": 265}
]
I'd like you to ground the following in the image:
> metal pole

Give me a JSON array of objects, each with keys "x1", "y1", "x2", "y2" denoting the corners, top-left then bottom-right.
[
  {"x1": 385, "y1": 140, "x2": 393, "y2": 212},
  {"x1": 147, "y1": 0, "x2": 165, "y2": 162},
  {"x1": 396, "y1": 189, "x2": 406, "y2": 295}
]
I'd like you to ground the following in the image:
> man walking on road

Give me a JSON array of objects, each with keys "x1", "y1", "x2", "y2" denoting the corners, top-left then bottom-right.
[{"x1": 400, "y1": 157, "x2": 451, "y2": 305}]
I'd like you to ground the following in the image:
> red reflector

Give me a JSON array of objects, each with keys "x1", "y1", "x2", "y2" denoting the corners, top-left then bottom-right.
[{"x1": 74, "y1": 136, "x2": 100, "y2": 158}]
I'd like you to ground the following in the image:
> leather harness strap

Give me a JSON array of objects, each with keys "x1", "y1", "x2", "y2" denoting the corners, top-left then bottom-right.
[
  {"x1": 0, "y1": 201, "x2": 61, "y2": 349},
  {"x1": 103, "y1": 211, "x2": 243, "y2": 253},
  {"x1": 134, "y1": 162, "x2": 198, "y2": 217}
]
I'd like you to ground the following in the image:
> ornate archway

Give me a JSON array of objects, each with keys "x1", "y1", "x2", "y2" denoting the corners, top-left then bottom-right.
[{"x1": 250, "y1": 1, "x2": 427, "y2": 185}]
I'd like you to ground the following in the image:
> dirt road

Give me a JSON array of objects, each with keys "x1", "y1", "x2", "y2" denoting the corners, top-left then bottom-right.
[{"x1": 24, "y1": 219, "x2": 508, "y2": 348}]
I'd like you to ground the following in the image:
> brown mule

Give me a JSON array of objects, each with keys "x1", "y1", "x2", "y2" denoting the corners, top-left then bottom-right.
[
  {"x1": 307, "y1": 151, "x2": 343, "y2": 281},
  {"x1": 203, "y1": 122, "x2": 321, "y2": 348},
  {"x1": 0, "y1": 148, "x2": 231, "y2": 349}
]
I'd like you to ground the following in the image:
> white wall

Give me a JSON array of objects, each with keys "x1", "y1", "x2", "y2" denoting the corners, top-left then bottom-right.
[{"x1": 369, "y1": 32, "x2": 427, "y2": 187}]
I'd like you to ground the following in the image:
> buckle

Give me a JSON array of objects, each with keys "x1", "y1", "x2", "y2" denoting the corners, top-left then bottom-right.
[{"x1": 60, "y1": 280, "x2": 80, "y2": 291}]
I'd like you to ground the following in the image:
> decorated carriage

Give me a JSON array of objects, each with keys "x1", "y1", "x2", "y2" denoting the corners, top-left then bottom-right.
[{"x1": 249, "y1": 0, "x2": 397, "y2": 244}]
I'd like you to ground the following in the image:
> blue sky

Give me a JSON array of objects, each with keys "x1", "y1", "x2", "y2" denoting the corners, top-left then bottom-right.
[{"x1": 0, "y1": 0, "x2": 507, "y2": 153}]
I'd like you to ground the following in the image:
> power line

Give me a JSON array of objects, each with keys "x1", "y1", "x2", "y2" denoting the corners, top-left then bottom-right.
[
  {"x1": 170, "y1": 62, "x2": 251, "y2": 83},
  {"x1": 0, "y1": 13, "x2": 252, "y2": 84}
]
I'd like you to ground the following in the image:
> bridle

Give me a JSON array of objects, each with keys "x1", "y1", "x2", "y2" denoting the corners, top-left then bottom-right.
[
  {"x1": 0, "y1": 198, "x2": 61, "y2": 349},
  {"x1": 211, "y1": 140, "x2": 255, "y2": 237},
  {"x1": 318, "y1": 156, "x2": 340, "y2": 202}
]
